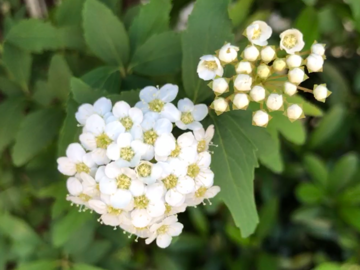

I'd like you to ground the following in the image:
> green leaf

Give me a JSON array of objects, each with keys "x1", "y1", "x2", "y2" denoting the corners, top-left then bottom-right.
[
  {"x1": 286, "y1": 95, "x2": 323, "y2": 117},
  {"x1": 107, "y1": 90, "x2": 141, "y2": 106},
  {"x1": 48, "y1": 54, "x2": 72, "y2": 101},
  {"x1": 17, "y1": 260, "x2": 59, "y2": 270},
  {"x1": 83, "y1": 0, "x2": 129, "y2": 67},
  {"x1": 58, "y1": 26, "x2": 86, "y2": 51},
  {"x1": 303, "y1": 154, "x2": 328, "y2": 188},
  {"x1": 258, "y1": 128, "x2": 283, "y2": 173},
  {"x1": 2, "y1": 42, "x2": 32, "y2": 92},
  {"x1": 348, "y1": 0, "x2": 360, "y2": 31},
  {"x1": 12, "y1": 108, "x2": 64, "y2": 166},
  {"x1": 0, "y1": 97, "x2": 25, "y2": 153},
  {"x1": 58, "y1": 97, "x2": 82, "y2": 156},
  {"x1": 339, "y1": 206, "x2": 360, "y2": 232},
  {"x1": 82, "y1": 66, "x2": 121, "y2": 94},
  {"x1": 308, "y1": 105, "x2": 347, "y2": 149},
  {"x1": 229, "y1": 0, "x2": 254, "y2": 28},
  {"x1": 0, "y1": 76, "x2": 24, "y2": 97},
  {"x1": 71, "y1": 263, "x2": 107, "y2": 270},
  {"x1": 256, "y1": 198, "x2": 278, "y2": 241},
  {"x1": 182, "y1": 0, "x2": 234, "y2": 103},
  {"x1": 129, "y1": 0, "x2": 171, "y2": 50},
  {"x1": 328, "y1": 153, "x2": 358, "y2": 192},
  {"x1": 55, "y1": 0, "x2": 85, "y2": 27},
  {"x1": 130, "y1": 31, "x2": 182, "y2": 76},
  {"x1": 296, "y1": 183, "x2": 324, "y2": 204},
  {"x1": 5, "y1": 19, "x2": 60, "y2": 53},
  {"x1": 188, "y1": 207, "x2": 209, "y2": 235},
  {"x1": 314, "y1": 262, "x2": 341, "y2": 270},
  {"x1": 33, "y1": 80, "x2": 52, "y2": 106},
  {"x1": 71, "y1": 77, "x2": 108, "y2": 104},
  {"x1": 295, "y1": 7, "x2": 319, "y2": 50},
  {"x1": 207, "y1": 110, "x2": 279, "y2": 237}
]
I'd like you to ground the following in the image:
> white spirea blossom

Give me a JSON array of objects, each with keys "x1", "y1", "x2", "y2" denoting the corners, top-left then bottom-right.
[
  {"x1": 212, "y1": 78, "x2": 228, "y2": 94},
  {"x1": 306, "y1": 54, "x2": 324, "y2": 72},
  {"x1": 287, "y1": 104, "x2": 303, "y2": 121},
  {"x1": 261, "y1": 46, "x2": 276, "y2": 62},
  {"x1": 250, "y1": 85, "x2": 266, "y2": 102},
  {"x1": 245, "y1": 20, "x2": 273, "y2": 46},
  {"x1": 236, "y1": 61, "x2": 252, "y2": 74},
  {"x1": 218, "y1": 43, "x2": 239, "y2": 63},
  {"x1": 234, "y1": 74, "x2": 252, "y2": 91},
  {"x1": 253, "y1": 110, "x2": 269, "y2": 127},
  {"x1": 233, "y1": 93, "x2": 249, "y2": 109},
  {"x1": 243, "y1": 45, "x2": 260, "y2": 61},
  {"x1": 266, "y1": 94, "x2": 283, "y2": 111},
  {"x1": 197, "y1": 55, "x2": 224, "y2": 80},
  {"x1": 280, "y1": 29, "x2": 305, "y2": 54},
  {"x1": 284, "y1": 82, "x2": 297, "y2": 96},
  {"x1": 57, "y1": 86, "x2": 220, "y2": 248}
]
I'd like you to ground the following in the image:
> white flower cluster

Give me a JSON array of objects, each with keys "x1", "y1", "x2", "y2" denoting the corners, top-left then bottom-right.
[
  {"x1": 197, "y1": 20, "x2": 331, "y2": 127},
  {"x1": 57, "y1": 84, "x2": 220, "y2": 248}
]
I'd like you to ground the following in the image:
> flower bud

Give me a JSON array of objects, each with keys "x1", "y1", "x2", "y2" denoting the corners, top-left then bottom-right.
[
  {"x1": 236, "y1": 61, "x2": 252, "y2": 74},
  {"x1": 306, "y1": 54, "x2": 324, "y2": 72},
  {"x1": 253, "y1": 110, "x2": 269, "y2": 127},
  {"x1": 243, "y1": 45, "x2": 259, "y2": 61},
  {"x1": 288, "y1": 68, "x2": 305, "y2": 84},
  {"x1": 266, "y1": 94, "x2": 283, "y2": 111},
  {"x1": 212, "y1": 78, "x2": 228, "y2": 94},
  {"x1": 311, "y1": 43, "x2": 325, "y2": 56},
  {"x1": 284, "y1": 82, "x2": 297, "y2": 96},
  {"x1": 273, "y1": 58, "x2": 287, "y2": 72},
  {"x1": 313, "y1": 84, "x2": 330, "y2": 102},
  {"x1": 286, "y1": 54, "x2": 303, "y2": 68},
  {"x1": 261, "y1": 46, "x2": 276, "y2": 62},
  {"x1": 287, "y1": 104, "x2": 303, "y2": 121},
  {"x1": 250, "y1": 85, "x2": 266, "y2": 102},
  {"x1": 233, "y1": 93, "x2": 249, "y2": 109},
  {"x1": 213, "y1": 98, "x2": 228, "y2": 113},
  {"x1": 219, "y1": 43, "x2": 239, "y2": 63},
  {"x1": 257, "y1": 64, "x2": 271, "y2": 79},
  {"x1": 234, "y1": 74, "x2": 252, "y2": 91}
]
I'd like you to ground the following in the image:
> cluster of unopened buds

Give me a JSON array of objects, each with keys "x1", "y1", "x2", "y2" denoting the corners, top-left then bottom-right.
[
  {"x1": 57, "y1": 84, "x2": 220, "y2": 248},
  {"x1": 197, "y1": 20, "x2": 331, "y2": 127}
]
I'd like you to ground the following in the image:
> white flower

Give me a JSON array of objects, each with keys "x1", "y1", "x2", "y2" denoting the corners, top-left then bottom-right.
[
  {"x1": 111, "y1": 101, "x2": 143, "y2": 134},
  {"x1": 243, "y1": 45, "x2": 259, "y2": 61},
  {"x1": 311, "y1": 43, "x2": 325, "y2": 56},
  {"x1": 145, "y1": 215, "x2": 183, "y2": 248},
  {"x1": 135, "y1": 84, "x2": 181, "y2": 122},
  {"x1": 280, "y1": 29, "x2": 305, "y2": 54},
  {"x1": 257, "y1": 64, "x2": 271, "y2": 79},
  {"x1": 236, "y1": 61, "x2": 252, "y2": 74},
  {"x1": 234, "y1": 74, "x2": 252, "y2": 91},
  {"x1": 164, "y1": 203, "x2": 187, "y2": 216},
  {"x1": 67, "y1": 177, "x2": 83, "y2": 196},
  {"x1": 106, "y1": 133, "x2": 146, "y2": 167},
  {"x1": 212, "y1": 98, "x2": 228, "y2": 113},
  {"x1": 211, "y1": 78, "x2": 228, "y2": 94},
  {"x1": 161, "y1": 158, "x2": 195, "y2": 207},
  {"x1": 266, "y1": 94, "x2": 283, "y2": 111},
  {"x1": 273, "y1": 58, "x2": 287, "y2": 72},
  {"x1": 253, "y1": 110, "x2": 269, "y2": 127},
  {"x1": 286, "y1": 54, "x2": 303, "y2": 68},
  {"x1": 288, "y1": 68, "x2": 306, "y2": 84},
  {"x1": 245, "y1": 20, "x2": 272, "y2": 46},
  {"x1": 175, "y1": 98, "x2": 208, "y2": 131},
  {"x1": 135, "y1": 161, "x2": 163, "y2": 185},
  {"x1": 140, "y1": 113, "x2": 173, "y2": 160},
  {"x1": 154, "y1": 133, "x2": 177, "y2": 161},
  {"x1": 233, "y1": 93, "x2": 249, "y2": 109},
  {"x1": 185, "y1": 151, "x2": 214, "y2": 189},
  {"x1": 287, "y1": 104, "x2": 303, "y2": 121},
  {"x1": 250, "y1": 85, "x2": 266, "y2": 102},
  {"x1": 75, "y1": 97, "x2": 112, "y2": 125},
  {"x1": 79, "y1": 114, "x2": 124, "y2": 165},
  {"x1": 193, "y1": 125, "x2": 214, "y2": 153},
  {"x1": 57, "y1": 143, "x2": 97, "y2": 176},
  {"x1": 197, "y1": 55, "x2": 224, "y2": 81},
  {"x1": 313, "y1": 84, "x2": 330, "y2": 102},
  {"x1": 218, "y1": 43, "x2": 239, "y2": 63},
  {"x1": 186, "y1": 185, "x2": 220, "y2": 207},
  {"x1": 306, "y1": 54, "x2": 324, "y2": 72},
  {"x1": 261, "y1": 46, "x2": 276, "y2": 62},
  {"x1": 79, "y1": 172, "x2": 100, "y2": 198},
  {"x1": 284, "y1": 82, "x2": 297, "y2": 96}
]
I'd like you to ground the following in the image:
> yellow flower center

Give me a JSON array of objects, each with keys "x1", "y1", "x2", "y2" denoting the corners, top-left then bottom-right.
[
  {"x1": 137, "y1": 163, "x2": 152, "y2": 177},
  {"x1": 148, "y1": 99, "x2": 165, "y2": 112},
  {"x1": 78, "y1": 193, "x2": 91, "y2": 202},
  {"x1": 157, "y1": 225, "x2": 169, "y2": 234},
  {"x1": 120, "y1": 116, "x2": 133, "y2": 131},
  {"x1": 120, "y1": 147, "x2": 135, "y2": 161},
  {"x1": 134, "y1": 195, "x2": 149, "y2": 209},
  {"x1": 116, "y1": 174, "x2": 131, "y2": 189},
  {"x1": 252, "y1": 28, "x2": 262, "y2": 40},
  {"x1": 187, "y1": 164, "x2": 200, "y2": 178},
  {"x1": 96, "y1": 133, "x2": 112, "y2": 149},
  {"x1": 170, "y1": 144, "x2": 181, "y2": 158},
  {"x1": 204, "y1": 60, "x2": 218, "y2": 70},
  {"x1": 143, "y1": 130, "x2": 158, "y2": 145},
  {"x1": 76, "y1": 163, "x2": 90, "y2": 174},
  {"x1": 107, "y1": 206, "x2": 122, "y2": 215},
  {"x1": 165, "y1": 203, "x2": 172, "y2": 214},
  {"x1": 195, "y1": 186, "x2": 207, "y2": 198},
  {"x1": 181, "y1": 112, "x2": 194, "y2": 124},
  {"x1": 162, "y1": 174, "x2": 178, "y2": 189},
  {"x1": 283, "y1": 34, "x2": 297, "y2": 49},
  {"x1": 197, "y1": 140, "x2": 206, "y2": 152}
]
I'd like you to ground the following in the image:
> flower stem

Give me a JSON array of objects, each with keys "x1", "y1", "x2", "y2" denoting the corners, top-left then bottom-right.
[{"x1": 297, "y1": 85, "x2": 313, "y2": 93}]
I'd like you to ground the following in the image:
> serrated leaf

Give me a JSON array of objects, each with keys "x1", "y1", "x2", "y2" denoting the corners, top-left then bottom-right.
[
  {"x1": 0, "y1": 97, "x2": 25, "y2": 153},
  {"x1": 5, "y1": 19, "x2": 60, "y2": 53},
  {"x1": 12, "y1": 108, "x2": 64, "y2": 166},
  {"x1": 129, "y1": 0, "x2": 171, "y2": 50},
  {"x1": 130, "y1": 31, "x2": 182, "y2": 76},
  {"x1": 182, "y1": 0, "x2": 234, "y2": 103},
  {"x1": 303, "y1": 154, "x2": 328, "y2": 188},
  {"x1": 58, "y1": 97, "x2": 82, "y2": 156},
  {"x1": 83, "y1": 0, "x2": 129, "y2": 67},
  {"x1": 71, "y1": 77, "x2": 108, "y2": 104},
  {"x1": 82, "y1": 66, "x2": 121, "y2": 94},
  {"x1": 328, "y1": 153, "x2": 358, "y2": 192},
  {"x1": 17, "y1": 260, "x2": 59, "y2": 270},
  {"x1": 229, "y1": 0, "x2": 254, "y2": 28},
  {"x1": 48, "y1": 54, "x2": 72, "y2": 101},
  {"x1": 55, "y1": 0, "x2": 85, "y2": 27},
  {"x1": 2, "y1": 42, "x2": 32, "y2": 92},
  {"x1": 295, "y1": 7, "x2": 319, "y2": 50}
]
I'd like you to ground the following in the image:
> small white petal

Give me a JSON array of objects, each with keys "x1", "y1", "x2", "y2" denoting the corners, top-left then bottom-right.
[
  {"x1": 66, "y1": 143, "x2": 86, "y2": 163},
  {"x1": 178, "y1": 98, "x2": 194, "y2": 112},
  {"x1": 131, "y1": 209, "x2": 152, "y2": 228},
  {"x1": 156, "y1": 234, "x2": 172, "y2": 248},
  {"x1": 140, "y1": 86, "x2": 158, "y2": 103},
  {"x1": 147, "y1": 201, "x2": 166, "y2": 217},
  {"x1": 129, "y1": 107, "x2": 143, "y2": 124},
  {"x1": 129, "y1": 180, "x2": 145, "y2": 197},
  {"x1": 165, "y1": 189, "x2": 186, "y2": 207},
  {"x1": 159, "y1": 84, "x2": 179, "y2": 102},
  {"x1": 110, "y1": 189, "x2": 132, "y2": 209},
  {"x1": 57, "y1": 157, "x2": 76, "y2": 176},
  {"x1": 168, "y1": 222, "x2": 184, "y2": 236},
  {"x1": 161, "y1": 103, "x2": 181, "y2": 122},
  {"x1": 85, "y1": 114, "x2": 105, "y2": 135},
  {"x1": 176, "y1": 176, "x2": 195, "y2": 194},
  {"x1": 112, "y1": 101, "x2": 130, "y2": 119},
  {"x1": 88, "y1": 199, "x2": 107, "y2": 214},
  {"x1": 99, "y1": 177, "x2": 117, "y2": 195},
  {"x1": 66, "y1": 177, "x2": 83, "y2": 195},
  {"x1": 79, "y1": 133, "x2": 97, "y2": 150},
  {"x1": 192, "y1": 104, "x2": 208, "y2": 121},
  {"x1": 93, "y1": 97, "x2": 112, "y2": 116}
]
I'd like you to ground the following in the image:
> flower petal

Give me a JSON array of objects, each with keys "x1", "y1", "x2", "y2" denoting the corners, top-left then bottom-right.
[
  {"x1": 91, "y1": 148, "x2": 110, "y2": 165},
  {"x1": 160, "y1": 103, "x2": 181, "y2": 122},
  {"x1": 66, "y1": 143, "x2": 86, "y2": 163},
  {"x1": 79, "y1": 133, "x2": 97, "y2": 150},
  {"x1": 176, "y1": 176, "x2": 195, "y2": 194},
  {"x1": 57, "y1": 157, "x2": 76, "y2": 176},
  {"x1": 116, "y1": 133, "x2": 132, "y2": 147},
  {"x1": 129, "y1": 180, "x2": 145, "y2": 197},
  {"x1": 147, "y1": 201, "x2": 166, "y2": 217},
  {"x1": 159, "y1": 84, "x2": 178, "y2": 102},
  {"x1": 105, "y1": 121, "x2": 124, "y2": 140},
  {"x1": 168, "y1": 222, "x2": 184, "y2": 236},
  {"x1": 113, "y1": 101, "x2": 130, "y2": 119},
  {"x1": 131, "y1": 209, "x2": 152, "y2": 228},
  {"x1": 106, "y1": 143, "x2": 121, "y2": 161},
  {"x1": 99, "y1": 177, "x2": 117, "y2": 195},
  {"x1": 88, "y1": 199, "x2": 107, "y2": 214},
  {"x1": 165, "y1": 189, "x2": 185, "y2": 207},
  {"x1": 85, "y1": 114, "x2": 105, "y2": 135},
  {"x1": 192, "y1": 104, "x2": 208, "y2": 121},
  {"x1": 110, "y1": 189, "x2": 132, "y2": 209},
  {"x1": 178, "y1": 98, "x2": 194, "y2": 112},
  {"x1": 101, "y1": 213, "x2": 120, "y2": 226},
  {"x1": 154, "y1": 118, "x2": 172, "y2": 135},
  {"x1": 93, "y1": 97, "x2": 112, "y2": 116},
  {"x1": 66, "y1": 177, "x2": 83, "y2": 195},
  {"x1": 129, "y1": 107, "x2": 143, "y2": 124},
  {"x1": 156, "y1": 234, "x2": 172, "y2": 248}
]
